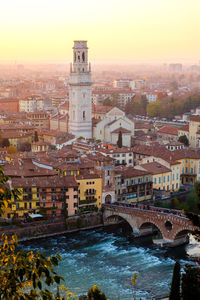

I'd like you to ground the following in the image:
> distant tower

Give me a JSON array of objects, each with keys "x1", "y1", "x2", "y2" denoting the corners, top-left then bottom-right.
[{"x1": 68, "y1": 40, "x2": 92, "y2": 138}]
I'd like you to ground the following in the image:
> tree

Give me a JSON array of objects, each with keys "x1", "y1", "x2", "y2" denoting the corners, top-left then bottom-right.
[
  {"x1": 169, "y1": 261, "x2": 181, "y2": 300},
  {"x1": 146, "y1": 101, "x2": 162, "y2": 118},
  {"x1": 2, "y1": 138, "x2": 10, "y2": 148},
  {"x1": 117, "y1": 131, "x2": 122, "y2": 148},
  {"x1": 178, "y1": 135, "x2": 189, "y2": 147},
  {"x1": 34, "y1": 131, "x2": 39, "y2": 143},
  {"x1": 103, "y1": 97, "x2": 112, "y2": 106},
  {"x1": 0, "y1": 234, "x2": 71, "y2": 300},
  {"x1": 7, "y1": 145, "x2": 18, "y2": 154},
  {"x1": 184, "y1": 181, "x2": 200, "y2": 240},
  {"x1": 181, "y1": 264, "x2": 200, "y2": 300},
  {"x1": 87, "y1": 285, "x2": 107, "y2": 300}
]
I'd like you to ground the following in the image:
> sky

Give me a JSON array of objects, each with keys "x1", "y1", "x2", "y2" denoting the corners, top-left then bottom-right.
[{"x1": 0, "y1": 0, "x2": 200, "y2": 64}]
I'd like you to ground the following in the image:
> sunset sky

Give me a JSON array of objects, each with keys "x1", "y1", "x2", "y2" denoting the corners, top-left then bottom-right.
[{"x1": 0, "y1": 0, "x2": 200, "y2": 64}]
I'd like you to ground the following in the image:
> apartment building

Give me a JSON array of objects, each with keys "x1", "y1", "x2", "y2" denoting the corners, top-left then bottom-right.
[{"x1": 115, "y1": 167, "x2": 153, "y2": 203}]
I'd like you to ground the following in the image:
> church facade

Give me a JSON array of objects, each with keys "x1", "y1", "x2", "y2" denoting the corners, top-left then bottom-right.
[{"x1": 93, "y1": 107, "x2": 135, "y2": 147}]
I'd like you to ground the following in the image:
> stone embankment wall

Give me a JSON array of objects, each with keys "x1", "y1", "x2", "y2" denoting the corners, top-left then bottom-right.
[{"x1": 0, "y1": 213, "x2": 103, "y2": 242}]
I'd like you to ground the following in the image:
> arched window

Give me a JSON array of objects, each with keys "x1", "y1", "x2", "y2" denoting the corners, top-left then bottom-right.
[
  {"x1": 74, "y1": 52, "x2": 76, "y2": 62},
  {"x1": 82, "y1": 52, "x2": 85, "y2": 62},
  {"x1": 83, "y1": 111, "x2": 86, "y2": 120}
]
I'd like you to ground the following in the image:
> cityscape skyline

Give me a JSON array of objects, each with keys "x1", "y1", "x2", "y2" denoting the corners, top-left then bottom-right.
[{"x1": 1, "y1": 0, "x2": 200, "y2": 63}]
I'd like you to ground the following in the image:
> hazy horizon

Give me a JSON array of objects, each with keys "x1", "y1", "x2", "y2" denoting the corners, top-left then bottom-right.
[{"x1": 1, "y1": 0, "x2": 200, "y2": 64}]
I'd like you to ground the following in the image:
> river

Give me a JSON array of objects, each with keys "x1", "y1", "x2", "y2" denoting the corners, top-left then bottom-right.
[{"x1": 22, "y1": 227, "x2": 200, "y2": 300}]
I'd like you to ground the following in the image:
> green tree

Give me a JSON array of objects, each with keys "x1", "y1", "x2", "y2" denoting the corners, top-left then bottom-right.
[
  {"x1": 146, "y1": 101, "x2": 162, "y2": 117},
  {"x1": 2, "y1": 138, "x2": 10, "y2": 148},
  {"x1": 181, "y1": 264, "x2": 200, "y2": 300},
  {"x1": 178, "y1": 135, "x2": 189, "y2": 146},
  {"x1": 169, "y1": 261, "x2": 181, "y2": 300},
  {"x1": 34, "y1": 131, "x2": 39, "y2": 143},
  {"x1": 117, "y1": 131, "x2": 122, "y2": 148}
]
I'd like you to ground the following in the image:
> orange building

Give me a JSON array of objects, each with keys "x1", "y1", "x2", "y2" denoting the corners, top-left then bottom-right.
[{"x1": 0, "y1": 98, "x2": 19, "y2": 113}]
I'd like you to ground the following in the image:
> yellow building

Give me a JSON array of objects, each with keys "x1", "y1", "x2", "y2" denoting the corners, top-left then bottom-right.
[
  {"x1": 137, "y1": 161, "x2": 181, "y2": 191},
  {"x1": 76, "y1": 174, "x2": 102, "y2": 210},
  {"x1": 3, "y1": 180, "x2": 40, "y2": 219}
]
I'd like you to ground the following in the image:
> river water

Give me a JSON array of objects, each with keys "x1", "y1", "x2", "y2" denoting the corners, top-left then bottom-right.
[{"x1": 22, "y1": 227, "x2": 200, "y2": 300}]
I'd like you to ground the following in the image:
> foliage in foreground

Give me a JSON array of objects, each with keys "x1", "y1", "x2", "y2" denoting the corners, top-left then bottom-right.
[
  {"x1": 0, "y1": 234, "x2": 70, "y2": 299},
  {"x1": 169, "y1": 261, "x2": 181, "y2": 300}
]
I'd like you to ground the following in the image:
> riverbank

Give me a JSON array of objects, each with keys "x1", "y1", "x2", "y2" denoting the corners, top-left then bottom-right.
[{"x1": 0, "y1": 212, "x2": 103, "y2": 242}]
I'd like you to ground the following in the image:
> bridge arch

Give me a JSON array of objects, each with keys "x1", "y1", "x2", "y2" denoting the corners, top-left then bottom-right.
[
  {"x1": 174, "y1": 229, "x2": 190, "y2": 240},
  {"x1": 139, "y1": 221, "x2": 164, "y2": 239},
  {"x1": 105, "y1": 214, "x2": 133, "y2": 232}
]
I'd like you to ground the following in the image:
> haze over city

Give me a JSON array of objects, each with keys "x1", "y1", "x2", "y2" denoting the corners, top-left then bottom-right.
[{"x1": 1, "y1": 0, "x2": 200, "y2": 64}]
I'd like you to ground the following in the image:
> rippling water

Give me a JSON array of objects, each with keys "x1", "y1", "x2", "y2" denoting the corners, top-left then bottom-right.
[{"x1": 22, "y1": 227, "x2": 200, "y2": 300}]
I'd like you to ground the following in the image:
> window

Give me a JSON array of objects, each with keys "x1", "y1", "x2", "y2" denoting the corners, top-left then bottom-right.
[
  {"x1": 191, "y1": 168, "x2": 193, "y2": 174},
  {"x1": 74, "y1": 195, "x2": 78, "y2": 198},
  {"x1": 129, "y1": 159, "x2": 132, "y2": 163},
  {"x1": 29, "y1": 203, "x2": 32, "y2": 209},
  {"x1": 185, "y1": 167, "x2": 188, "y2": 173},
  {"x1": 52, "y1": 195, "x2": 56, "y2": 201},
  {"x1": 176, "y1": 174, "x2": 178, "y2": 180},
  {"x1": 172, "y1": 174, "x2": 175, "y2": 181},
  {"x1": 167, "y1": 175, "x2": 170, "y2": 182},
  {"x1": 107, "y1": 170, "x2": 110, "y2": 176},
  {"x1": 122, "y1": 154, "x2": 126, "y2": 157},
  {"x1": 129, "y1": 153, "x2": 132, "y2": 156},
  {"x1": 154, "y1": 178, "x2": 157, "y2": 184},
  {"x1": 66, "y1": 195, "x2": 69, "y2": 199},
  {"x1": 74, "y1": 203, "x2": 78, "y2": 207},
  {"x1": 159, "y1": 177, "x2": 161, "y2": 184},
  {"x1": 163, "y1": 176, "x2": 165, "y2": 183},
  {"x1": 83, "y1": 111, "x2": 86, "y2": 120}
]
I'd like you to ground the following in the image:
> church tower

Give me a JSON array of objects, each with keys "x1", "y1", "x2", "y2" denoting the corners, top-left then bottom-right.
[{"x1": 68, "y1": 40, "x2": 92, "y2": 138}]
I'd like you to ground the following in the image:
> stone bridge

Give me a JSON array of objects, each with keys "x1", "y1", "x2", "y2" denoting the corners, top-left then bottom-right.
[{"x1": 103, "y1": 203, "x2": 197, "y2": 247}]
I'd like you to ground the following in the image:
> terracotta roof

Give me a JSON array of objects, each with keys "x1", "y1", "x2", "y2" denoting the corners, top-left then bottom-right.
[
  {"x1": 92, "y1": 104, "x2": 113, "y2": 114},
  {"x1": 140, "y1": 162, "x2": 171, "y2": 175},
  {"x1": 190, "y1": 115, "x2": 200, "y2": 122},
  {"x1": 158, "y1": 126, "x2": 178, "y2": 136},
  {"x1": 178, "y1": 124, "x2": 189, "y2": 132},
  {"x1": 111, "y1": 127, "x2": 131, "y2": 134},
  {"x1": 115, "y1": 166, "x2": 151, "y2": 178},
  {"x1": 11, "y1": 176, "x2": 78, "y2": 188}
]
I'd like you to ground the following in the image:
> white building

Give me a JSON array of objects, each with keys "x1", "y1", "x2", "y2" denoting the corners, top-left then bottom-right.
[
  {"x1": 92, "y1": 90, "x2": 135, "y2": 107},
  {"x1": 68, "y1": 40, "x2": 92, "y2": 138},
  {"x1": 112, "y1": 79, "x2": 131, "y2": 89},
  {"x1": 130, "y1": 79, "x2": 145, "y2": 90},
  {"x1": 19, "y1": 96, "x2": 44, "y2": 112},
  {"x1": 93, "y1": 107, "x2": 135, "y2": 147}
]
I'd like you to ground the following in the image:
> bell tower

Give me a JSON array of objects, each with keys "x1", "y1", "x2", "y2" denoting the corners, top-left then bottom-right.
[{"x1": 68, "y1": 40, "x2": 92, "y2": 139}]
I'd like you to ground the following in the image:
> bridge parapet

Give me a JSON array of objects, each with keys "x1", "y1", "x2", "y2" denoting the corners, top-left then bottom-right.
[{"x1": 103, "y1": 203, "x2": 197, "y2": 247}]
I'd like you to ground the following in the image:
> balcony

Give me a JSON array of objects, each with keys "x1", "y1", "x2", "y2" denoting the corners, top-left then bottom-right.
[{"x1": 84, "y1": 191, "x2": 96, "y2": 196}]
